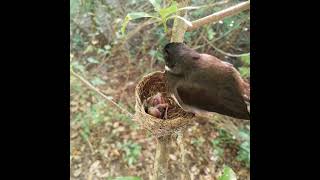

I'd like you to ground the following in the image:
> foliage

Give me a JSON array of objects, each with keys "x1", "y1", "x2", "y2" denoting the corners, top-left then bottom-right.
[
  {"x1": 191, "y1": 137, "x2": 205, "y2": 147},
  {"x1": 218, "y1": 166, "x2": 237, "y2": 180},
  {"x1": 239, "y1": 54, "x2": 250, "y2": 78},
  {"x1": 210, "y1": 127, "x2": 250, "y2": 168},
  {"x1": 121, "y1": 0, "x2": 194, "y2": 34},
  {"x1": 118, "y1": 140, "x2": 142, "y2": 166},
  {"x1": 236, "y1": 129, "x2": 250, "y2": 168},
  {"x1": 211, "y1": 129, "x2": 235, "y2": 158}
]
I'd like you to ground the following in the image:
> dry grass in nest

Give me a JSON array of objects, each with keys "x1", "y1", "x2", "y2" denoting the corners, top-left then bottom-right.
[{"x1": 133, "y1": 71, "x2": 194, "y2": 137}]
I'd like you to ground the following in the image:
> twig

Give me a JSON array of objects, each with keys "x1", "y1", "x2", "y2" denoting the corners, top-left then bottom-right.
[
  {"x1": 202, "y1": 34, "x2": 250, "y2": 57},
  {"x1": 121, "y1": 19, "x2": 161, "y2": 48},
  {"x1": 187, "y1": 1, "x2": 250, "y2": 31},
  {"x1": 179, "y1": 0, "x2": 230, "y2": 11},
  {"x1": 85, "y1": 136, "x2": 95, "y2": 154},
  {"x1": 70, "y1": 69, "x2": 133, "y2": 117}
]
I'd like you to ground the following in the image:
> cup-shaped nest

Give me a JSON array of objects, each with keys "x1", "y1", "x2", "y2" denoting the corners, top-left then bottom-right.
[{"x1": 133, "y1": 71, "x2": 195, "y2": 137}]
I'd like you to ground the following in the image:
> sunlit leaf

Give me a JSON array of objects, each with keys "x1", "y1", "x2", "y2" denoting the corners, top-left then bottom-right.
[
  {"x1": 121, "y1": 12, "x2": 154, "y2": 34},
  {"x1": 71, "y1": 61, "x2": 85, "y2": 72},
  {"x1": 84, "y1": 45, "x2": 95, "y2": 54},
  {"x1": 207, "y1": 28, "x2": 215, "y2": 40},
  {"x1": 159, "y1": 1, "x2": 178, "y2": 19},
  {"x1": 104, "y1": 45, "x2": 111, "y2": 50},
  {"x1": 91, "y1": 77, "x2": 106, "y2": 86},
  {"x1": 239, "y1": 67, "x2": 250, "y2": 78},
  {"x1": 149, "y1": 0, "x2": 161, "y2": 11},
  {"x1": 219, "y1": 166, "x2": 237, "y2": 180},
  {"x1": 87, "y1": 57, "x2": 99, "y2": 64},
  {"x1": 241, "y1": 54, "x2": 250, "y2": 66}
]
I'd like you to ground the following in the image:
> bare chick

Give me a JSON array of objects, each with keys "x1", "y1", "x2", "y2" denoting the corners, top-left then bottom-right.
[{"x1": 144, "y1": 92, "x2": 169, "y2": 119}]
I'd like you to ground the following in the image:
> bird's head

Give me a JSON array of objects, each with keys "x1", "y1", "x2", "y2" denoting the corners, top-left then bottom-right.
[{"x1": 164, "y1": 42, "x2": 200, "y2": 75}]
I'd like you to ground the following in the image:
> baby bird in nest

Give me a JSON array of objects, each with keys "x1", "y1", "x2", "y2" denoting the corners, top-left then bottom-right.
[{"x1": 144, "y1": 92, "x2": 169, "y2": 119}]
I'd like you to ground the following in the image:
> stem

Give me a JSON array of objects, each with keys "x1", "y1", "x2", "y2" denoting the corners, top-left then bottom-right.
[
  {"x1": 170, "y1": 0, "x2": 190, "y2": 42},
  {"x1": 177, "y1": 130, "x2": 191, "y2": 180},
  {"x1": 152, "y1": 135, "x2": 171, "y2": 180},
  {"x1": 202, "y1": 34, "x2": 250, "y2": 57},
  {"x1": 187, "y1": 1, "x2": 250, "y2": 31},
  {"x1": 153, "y1": 1, "x2": 192, "y2": 179}
]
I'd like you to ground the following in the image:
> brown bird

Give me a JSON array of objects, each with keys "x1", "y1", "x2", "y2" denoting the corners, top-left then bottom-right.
[
  {"x1": 163, "y1": 42, "x2": 250, "y2": 120},
  {"x1": 144, "y1": 92, "x2": 169, "y2": 119}
]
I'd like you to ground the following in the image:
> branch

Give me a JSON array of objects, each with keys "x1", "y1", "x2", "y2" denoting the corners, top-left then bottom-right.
[
  {"x1": 187, "y1": 1, "x2": 250, "y2": 31},
  {"x1": 70, "y1": 69, "x2": 133, "y2": 117},
  {"x1": 201, "y1": 34, "x2": 250, "y2": 57}
]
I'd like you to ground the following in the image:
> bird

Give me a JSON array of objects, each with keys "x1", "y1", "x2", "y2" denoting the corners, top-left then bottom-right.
[
  {"x1": 143, "y1": 92, "x2": 169, "y2": 119},
  {"x1": 163, "y1": 42, "x2": 250, "y2": 120}
]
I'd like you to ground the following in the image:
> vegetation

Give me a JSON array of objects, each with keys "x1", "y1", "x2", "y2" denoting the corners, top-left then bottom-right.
[{"x1": 70, "y1": 0, "x2": 250, "y2": 179}]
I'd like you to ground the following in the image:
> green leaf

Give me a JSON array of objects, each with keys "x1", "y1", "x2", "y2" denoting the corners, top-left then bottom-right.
[
  {"x1": 104, "y1": 45, "x2": 111, "y2": 50},
  {"x1": 158, "y1": 1, "x2": 178, "y2": 32},
  {"x1": 149, "y1": 0, "x2": 161, "y2": 11},
  {"x1": 71, "y1": 61, "x2": 85, "y2": 73},
  {"x1": 239, "y1": 67, "x2": 250, "y2": 78},
  {"x1": 238, "y1": 129, "x2": 250, "y2": 141},
  {"x1": 70, "y1": 0, "x2": 80, "y2": 16},
  {"x1": 91, "y1": 77, "x2": 106, "y2": 86},
  {"x1": 121, "y1": 12, "x2": 154, "y2": 34},
  {"x1": 112, "y1": 176, "x2": 141, "y2": 180},
  {"x1": 219, "y1": 166, "x2": 237, "y2": 180},
  {"x1": 207, "y1": 28, "x2": 215, "y2": 40},
  {"x1": 84, "y1": 45, "x2": 95, "y2": 54},
  {"x1": 241, "y1": 54, "x2": 250, "y2": 66},
  {"x1": 159, "y1": 1, "x2": 178, "y2": 19},
  {"x1": 87, "y1": 57, "x2": 99, "y2": 64}
]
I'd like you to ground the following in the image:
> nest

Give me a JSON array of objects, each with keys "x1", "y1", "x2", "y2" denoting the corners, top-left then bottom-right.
[{"x1": 133, "y1": 71, "x2": 195, "y2": 137}]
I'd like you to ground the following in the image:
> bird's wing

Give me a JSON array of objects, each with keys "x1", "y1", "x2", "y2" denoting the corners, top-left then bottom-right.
[{"x1": 175, "y1": 70, "x2": 250, "y2": 120}]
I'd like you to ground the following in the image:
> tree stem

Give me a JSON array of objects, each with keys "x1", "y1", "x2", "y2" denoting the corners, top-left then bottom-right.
[
  {"x1": 177, "y1": 130, "x2": 191, "y2": 180},
  {"x1": 170, "y1": 0, "x2": 190, "y2": 42},
  {"x1": 152, "y1": 135, "x2": 171, "y2": 180}
]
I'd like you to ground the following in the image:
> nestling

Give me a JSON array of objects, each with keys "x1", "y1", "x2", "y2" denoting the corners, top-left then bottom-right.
[
  {"x1": 163, "y1": 42, "x2": 250, "y2": 120},
  {"x1": 144, "y1": 92, "x2": 169, "y2": 119}
]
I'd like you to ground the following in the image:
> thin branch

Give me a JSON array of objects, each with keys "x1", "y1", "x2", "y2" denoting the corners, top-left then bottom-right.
[
  {"x1": 85, "y1": 135, "x2": 95, "y2": 154},
  {"x1": 70, "y1": 69, "x2": 133, "y2": 117},
  {"x1": 202, "y1": 35, "x2": 250, "y2": 57},
  {"x1": 178, "y1": 0, "x2": 230, "y2": 11},
  {"x1": 187, "y1": 1, "x2": 250, "y2": 31},
  {"x1": 121, "y1": 19, "x2": 161, "y2": 48}
]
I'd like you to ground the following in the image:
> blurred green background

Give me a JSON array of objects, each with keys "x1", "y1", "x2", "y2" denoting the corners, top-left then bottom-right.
[{"x1": 70, "y1": 0, "x2": 250, "y2": 179}]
